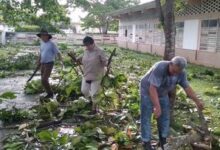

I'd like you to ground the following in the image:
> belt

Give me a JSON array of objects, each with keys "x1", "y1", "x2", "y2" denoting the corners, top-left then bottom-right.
[
  {"x1": 41, "y1": 61, "x2": 54, "y2": 64},
  {"x1": 86, "y1": 80, "x2": 92, "y2": 84}
]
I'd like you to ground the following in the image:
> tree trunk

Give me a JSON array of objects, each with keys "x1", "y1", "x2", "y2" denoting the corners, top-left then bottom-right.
[
  {"x1": 101, "y1": 23, "x2": 108, "y2": 34},
  {"x1": 98, "y1": 28, "x2": 102, "y2": 34},
  {"x1": 155, "y1": 0, "x2": 176, "y2": 124},
  {"x1": 163, "y1": 0, "x2": 176, "y2": 60},
  {"x1": 105, "y1": 21, "x2": 109, "y2": 34}
]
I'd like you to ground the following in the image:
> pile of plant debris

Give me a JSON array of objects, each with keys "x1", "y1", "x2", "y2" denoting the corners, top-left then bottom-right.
[{"x1": 0, "y1": 46, "x2": 38, "y2": 78}]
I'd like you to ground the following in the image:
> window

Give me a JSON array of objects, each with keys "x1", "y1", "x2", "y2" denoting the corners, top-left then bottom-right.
[
  {"x1": 201, "y1": 20, "x2": 209, "y2": 27},
  {"x1": 176, "y1": 22, "x2": 184, "y2": 28},
  {"x1": 176, "y1": 22, "x2": 184, "y2": 48},
  {"x1": 217, "y1": 20, "x2": 220, "y2": 52},
  {"x1": 200, "y1": 19, "x2": 218, "y2": 51},
  {"x1": 209, "y1": 20, "x2": 218, "y2": 27},
  {"x1": 145, "y1": 22, "x2": 153, "y2": 44},
  {"x1": 135, "y1": 24, "x2": 145, "y2": 43},
  {"x1": 127, "y1": 25, "x2": 133, "y2": 41},
  {"x1": 153, "y1": 23, "x2": 164, "y2": 45}
]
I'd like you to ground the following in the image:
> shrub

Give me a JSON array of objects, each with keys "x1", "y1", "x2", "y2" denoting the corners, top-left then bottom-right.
[{"x1": 15, "y1": 25, "x2": 40, "y2": 32}]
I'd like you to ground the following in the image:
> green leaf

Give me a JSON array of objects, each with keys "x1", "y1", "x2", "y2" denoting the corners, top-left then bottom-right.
[
  {"x1": 85, "y1": 140, "x2": 99, "y2": 150},
  {"x1": 24, "y1": 79, "x2": 43, "y2": 94},
  {"x1": 59, "y1": 134, "x2": 68, "y2": 145},
  {"x1": 75, "y1": 127, "x2": 82, "y2": 133},
  {"x1": 45, "y1": 101, "x2": 59, "y2": 113},
  {"x1": 38, "y1": 131, "x2": 52, "y2": 142},
  {"x1": 85, "y1": 145, "x2": 98, "y2": 150},
  {"x1": 0, "y1": 91, "x2": 16, "y2": 99},
  {"x1": 213, "y1": 127, "x2": 220, "y2": 136},
  {"x1": 72, "y1": 136, "x2": 82, "y2": 146},
  {"x1": 102, "y1": 126, "x2": 117, "y2": 136},
  {"x1": 51, "y1": 130, "x2": 59, "y2": 139},
  {"x1": 114, "y1": 131, "x2": 129, "y2": 145},
  {"x1": 3, "y1": 141, "x2": 24, "y2": 149}
]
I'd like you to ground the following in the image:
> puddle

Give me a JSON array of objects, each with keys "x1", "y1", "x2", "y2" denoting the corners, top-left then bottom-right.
[
  {"x1": 0, "y1": 75, "x2": 39, "y2": 110},
  {"x1": 0, "y1": 68, "x2": 61, "y2": 110}
]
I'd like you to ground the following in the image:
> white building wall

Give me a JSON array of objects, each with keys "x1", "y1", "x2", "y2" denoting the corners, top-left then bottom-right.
[
  {"x1": 119, "y1": 18, "x2": 157, "y2": 43},
  {"x1": 183, "y1": 20, "x2": 200, "y2": 50},
  {"x1": 118, "y1": 11, "x2": 158, "y2": 43}
]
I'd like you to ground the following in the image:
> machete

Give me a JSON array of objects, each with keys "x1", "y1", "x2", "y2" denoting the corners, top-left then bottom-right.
[{"x1": 27, "y1": 64, "x2": 41, "y2": 82}]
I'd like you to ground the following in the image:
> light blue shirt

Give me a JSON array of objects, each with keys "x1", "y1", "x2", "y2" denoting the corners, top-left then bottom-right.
[
  {"x1": 140, "y1": 61, "x2": 189, "y2": 97},
  {"x1": 40, "y1": 40, "x2": 59, "y2": 63}
]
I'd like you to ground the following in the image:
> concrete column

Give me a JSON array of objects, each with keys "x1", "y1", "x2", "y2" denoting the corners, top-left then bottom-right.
[
  {"x1": 1, "y1": 31, "x2": 6, "y2": 45},
  {"x1": 132, "y1": 24, "x2": 136, "y2": 43}
]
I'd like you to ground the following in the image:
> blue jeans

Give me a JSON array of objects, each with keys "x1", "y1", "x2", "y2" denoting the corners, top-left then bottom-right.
[{"x1": 140, "y1": 94, "x2": 170, "y2": 142}]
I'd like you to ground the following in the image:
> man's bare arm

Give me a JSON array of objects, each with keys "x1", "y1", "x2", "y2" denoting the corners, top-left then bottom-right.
[
  {"x1": 149, "y1": 84, "x2": 161, "y2": 118},
  {"x1": 184, "y1": 86, "x2": 204, "y2": 110}
]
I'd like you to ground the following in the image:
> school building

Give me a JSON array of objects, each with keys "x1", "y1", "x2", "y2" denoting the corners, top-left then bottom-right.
[{"x1": 110, "y1": 0, "x2": 220, "y2": 68}]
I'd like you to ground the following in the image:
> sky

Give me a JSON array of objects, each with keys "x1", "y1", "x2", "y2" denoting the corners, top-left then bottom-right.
[{"x1": 69, "y1": 0, "x2": 154, "y2": 23}]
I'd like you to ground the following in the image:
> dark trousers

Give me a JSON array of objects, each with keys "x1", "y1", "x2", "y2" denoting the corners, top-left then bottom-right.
[{"x1": 41, "y1": 62, "x2": 54, "y2": 94}]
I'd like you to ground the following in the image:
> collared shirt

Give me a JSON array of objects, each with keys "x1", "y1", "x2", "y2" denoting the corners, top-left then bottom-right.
[
  {"x1": 40, "y1": 40, "x2": 59, "y2": 63},
  {"x1": 140, "y1": 61, "x2": 189, "y2": 97},
  {"x1": 82, "y1": 46, "x2": 107, "y2": 81}
]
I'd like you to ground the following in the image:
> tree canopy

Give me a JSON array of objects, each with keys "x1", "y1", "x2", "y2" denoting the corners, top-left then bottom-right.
[
  {"x1": 0, "y1": 0, "x2": 70, "y2": 32},
  {"x1": 72, "y1": 0, "x2": 140, "y2": 34}
]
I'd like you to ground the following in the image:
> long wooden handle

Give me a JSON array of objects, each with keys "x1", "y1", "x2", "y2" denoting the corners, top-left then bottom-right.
[
  {"x1": 101, "y1": 48, "x2": 116, "y2": 85},
  {"x1": 67, "y1": 52, "x2": 84, "y2": 74}
]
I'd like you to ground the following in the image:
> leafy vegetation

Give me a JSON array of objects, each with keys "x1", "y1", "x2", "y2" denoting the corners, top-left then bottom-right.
[
  {"x1": 24, "y1": 79, "x2": 44, "y2": 95},
  {"x1": 0, "y1": 107, "x2": 32, "y2": 123},
  {"x1": 74, "y1": 0, "x2": 139, "y2": 33},
  {"x1": 0, "y1": 46, "x2": 38, "y2": 78},
  {"x1": 15, "y1": 25, "x2": 41, "y2": 32},
  {"x1": 0, "y1": 45, "x2": 220, "y2": 149},
  {"x1": 0, "y1": 0, "x2": 70, "y2": 32},
  {"x1": 58, "y1": 43, "x2": 68, "y2": 51},
  {"x1": 0, "y1": 91, "x2": 16, "y2": 100},
  {"x1": 0, "y1": 53, "x2": 37, "y2": 71}
]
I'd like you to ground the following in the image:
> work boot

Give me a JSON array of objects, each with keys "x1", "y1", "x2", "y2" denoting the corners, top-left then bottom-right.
[
  {"x1": 44, "y1": 93, "x2": 53, "y2": 99},
  {"x1": 157, "y1": 120, "x2": 167, "y2": 150},
  {"x1": 159, "y1": 137, "x2": 166, "y2": 150},
  {"x1": 143, "y1": 141, "x2": 154, "y2": 150},
  {"x1": 91, "y1": 104, "x2": 98, "y2": 114}
]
